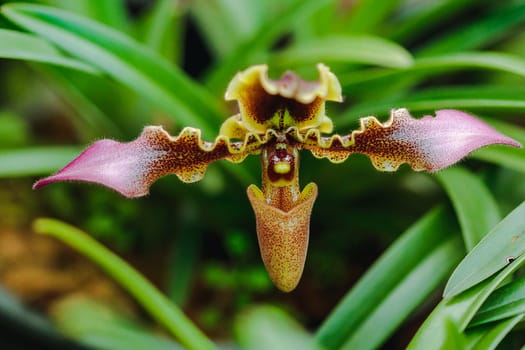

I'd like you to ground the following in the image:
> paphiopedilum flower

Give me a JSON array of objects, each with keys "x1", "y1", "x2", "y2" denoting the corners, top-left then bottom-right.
[{"x1": 34, "y1": 64, "x2": 520, "y2": 292}]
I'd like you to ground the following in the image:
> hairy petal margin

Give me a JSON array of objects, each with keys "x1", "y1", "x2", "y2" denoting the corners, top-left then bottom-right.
[
  {"x1": 34, "y1": 126, "x2": 267, "y2": 197},
  {"x1": 303, "y1": 109, "x2": 521, "y2": 171}
]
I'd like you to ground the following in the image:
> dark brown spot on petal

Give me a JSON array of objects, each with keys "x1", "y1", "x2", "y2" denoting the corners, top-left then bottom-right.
[
  {"x1": 286, "y1": 97, "x2": 323, "y2": 124},
  {"x1": 139, "y1": 126, "x2": 271, "y2": 184}
]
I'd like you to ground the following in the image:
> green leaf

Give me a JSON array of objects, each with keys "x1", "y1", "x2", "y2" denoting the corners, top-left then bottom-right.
[
  {"x1": 441, "y1": 317, "x2": 468, "y2": 350},
  {"x1": 190, "y1": 0, "x2": 266, "y2": 58},
  {"x1": 388, "y1": 0, "x2": 481, "y2": 43},
  {"x1": 408, "y1": 252, "x2": 525, "y2": 350},
  {"x1": 52, "y1": 297, "x2": 183, "y2": 350},
  {"x1": 0, "y1": 28, "x2": 98, "y2": 73},
  {"x1": 340, "y1": 52, "x2": 525, "y2": 89},
  {"x1": 139, "y1": 0, "x2": 182, "y2": 62},
  {"x1": 417, "y1": 2, "x2": 525, "y2": 56},
  {"x1": 0, "y1": 111, "x2": 29, "y2": 148},
  {"x1": 444, "y1": 201, "x2": 525, "y2": 298},
  {"x1": 435, "y1": 167, "x2": 501, "y2": 251},
  {"x1": 466, "y1": 314, "x2": 524, "y2": 350},
  {"x1": 235, "y1": 305, "x2": 315, "y2": 350},
  {"x1": 340, "y1": 235, "x2": 462, "y2": 350},
  {"x1": 1, "y1": 3, "x2": 223, "y2": 137},
  {"x1": 0, "y1": 287, "x2": 82, "y2": 349},
  {"x1": 270, "y1": 35, "x2": 413, "y2": 68},
  {"x1": 82, "y1": 0, "x2": 129, "y2": 32},
  {"x1": 39, "y1": 0, "x2": 129, "y2": 31},
  {"x1": 337, "y1": 86, "x2": 525, "y2": 128},
  {"x1": 469, "y1": 277, "x2": 525, "y2": 327},
  {"x1": 33, "y1": 218, "x2": 216, "y2": 350},
  {"x1": 0, "y1": 146, "x2": 82, "y2": 177},
  {"x1": 35, "y1": 65, "x2": 124, "y2": 141},
  {"x1": 342, "y1": 0, "x2": 402, "y2": 34},
  {"x1": 411, "y1": 52, "x2": 525, "y2": 77},
  {"x1": 166, "y1": 200, "x2": 202, "y2": 306},
  {"x1": 472, "y1": 118, "x2": 525, "y2": 174},
  {"x1": 315, "y1": 207, "x2": 462, "y2": 350},
  {"x1": 204, "y1": 0, "x2": 333, "y2": 93}
]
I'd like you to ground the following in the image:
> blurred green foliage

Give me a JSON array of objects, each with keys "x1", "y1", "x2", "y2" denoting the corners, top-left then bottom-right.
[{"x1": 0, "y1": 0, "x2": 525, "y2": 349}]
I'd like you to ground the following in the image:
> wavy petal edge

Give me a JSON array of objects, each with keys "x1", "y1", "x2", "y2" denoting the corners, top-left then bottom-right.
[
  {"x1": 297, "y1": 108, "x2": 521, "y2": 171},
  {"x1": 33, "y1": 126, "x2": 275, "y2": 197}
]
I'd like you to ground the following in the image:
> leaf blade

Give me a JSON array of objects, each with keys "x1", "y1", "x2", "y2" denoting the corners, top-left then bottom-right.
[
  {"x1": 469, "y1": 277, "x2": 525, "y2": 327},
  {"x1": 337, "y1": 86, "x2": 525, "y2": 128},
  {"x1": 408, "y1": 252, "x2": 525, "y2": 350},
  {"x1": 340, "y1": 235, "x2": 462, "y2": 350},
  {"x1": 315, "y1": 207, "x2": 460, "y2": 349},
  {"x1": 0, "y1": 146, "x2": 82, "y2": 177},
  {"x1": 340, "y1": 52, "x2": 525, "y2": 89},
  {"x1": 1, "y1": 3, "x2": 223, "y2": 136},
  {"x1": 235, "y1": 305, "x2": 314, "y2": 350},
  {"x1": 444, "y1": 201, "x2": 525, "y2": 299},
  {"x1": 0, "y1": 28, "x2": 98, "y2": 73},
  {"x1": 472, "y1": 118, "x2": 525, "y2": 174},
  {"x1": 33, "y1": 218, "x2": 216, "y2": 350},
  {"x1": 271, "y1": 35, "x2": 413, "y2": 68},
  {"x1": 435, "y1": 167, "x2": 501, "y2": 251},
  {"x1": 466, "y1": 314, "x2": 525, "y2": 350},
  {"x1": 204, "y1": 0, "x2": 333, "y2": 93},
  {"x1": 417, "y1": 2, "x2": 525, "y2": 56}
]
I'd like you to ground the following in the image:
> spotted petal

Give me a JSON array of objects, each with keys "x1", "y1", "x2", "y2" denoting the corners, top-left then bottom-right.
[
  {"x1": 34, "y1": 126, "x2": 270, "y2": 197},
  {"x1": 300, "y1": 108, "x2": 521, "y2": 172},
  {"x1": 225, "y1": 63, "x2": 342, "y2": 134}
]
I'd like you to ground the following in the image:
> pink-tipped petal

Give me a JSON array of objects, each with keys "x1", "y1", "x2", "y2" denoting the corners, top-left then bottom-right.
[
  {"x1": 33, "y1": 136, "x2": 163, "y2": 197},
  {"x1": 34, "y1": 126, "x2": 268, "y2": 197},
  {"x1": 302, "y1": 108, "x2": 521, "y2": 172}
]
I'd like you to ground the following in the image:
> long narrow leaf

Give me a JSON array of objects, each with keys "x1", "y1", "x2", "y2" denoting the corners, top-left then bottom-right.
[
  {"x1": 52, "y1": 297, "x2": 183, "y2": 350},
  {"x1": 469, "y1": 277, "x2": 525, "y2": 327},
  {"x1": 341, "y1": 235, "x2": 462, "y2": 350},
  {"x1": 83, "y1": 0, "x2": 129, "y2": 32},
  {"x1": 444, "y1": 201, "x2": 525, "y2": 298},
  {"x1": 466, "y1": 314, "x2": 525, "y2": 350},
  {"x1": 36, "y1": 65, "x2": 124, "y2": 140},
  {"x1": 1, "y1": 3, "x2": 223, "y2": 137},
  {"x1": 340, "y1": 52, "x2": 525, "y2": 89},
  {"x1": 235, "y1": 305, "x2": 314, "y2": 350},
  {"x1": 473, "y1": 118, "x2": 525, "y2": 174},
  {"x1": 388, "y1": 0, "x2": 481, "y2": 43},
  {"x1": 270, "y1": 35, "x2": 413, "y2": 68},
  {"x1": 315, "y1": 207, "x2": 459, "y2": 349},
  {"x1": 190, "y1": 0, "x2": 265, "y2": 58},
  {"x1": 417, "y1": 2, "x2": 525, "y2": 56},
  {"x1": 0, "y1": 29, "x2": 98, "y2": 74},
  {"x1": 342, "y1": 0, "x2": 402, "y2": 34},
  {"x1": 204, "y1": 0, "x2": 333, "y2": 93},
  {"x1": 139, "y1": 0, "x2": 182, "y2": 62},
  {"x1": 435, "y1": 167, "x2": 501, "y2": 251},
  {"x1": 40, "y1": 0, "x2": 128, "y2": 30},
  {"x1": 337, "y1": 86, "x2": 525, "y2": 127},
  {"x1": 0, "y1": 287, "x2": 84, "y2": 350},
  {"x1": 408, "y1": 252, "x2": 525, "y2": 349},
  {"x1": 33, "y1": 218, "x2": 216, "y2": 350},
  {"x1": 0, "y1": 146, "x2": 82, "y2": 177}
]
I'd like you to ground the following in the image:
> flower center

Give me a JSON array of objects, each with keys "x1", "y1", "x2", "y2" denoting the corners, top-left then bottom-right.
[{"x1": 266, "y1": 142, "x2": 296, "y2": 186}]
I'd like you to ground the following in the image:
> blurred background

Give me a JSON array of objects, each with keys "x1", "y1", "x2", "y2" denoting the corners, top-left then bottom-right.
[{"x1": 1, "y1": 0, "x2": 525, "y2": 349}]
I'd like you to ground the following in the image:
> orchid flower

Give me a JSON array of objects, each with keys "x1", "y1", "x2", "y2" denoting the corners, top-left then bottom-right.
[{"x1": 34, "y1": 64, "x2": 520, "y2": 292}]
